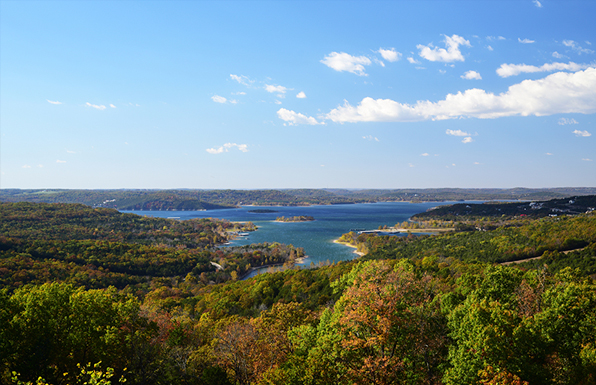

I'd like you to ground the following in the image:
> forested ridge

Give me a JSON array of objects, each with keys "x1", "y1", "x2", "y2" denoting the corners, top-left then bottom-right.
[
  {"x1": 1, "y1": 202, "x2": 596, "y2": 384},
  {"x1": 3, "y1": 188, "x2": 596, "y2": 210}
]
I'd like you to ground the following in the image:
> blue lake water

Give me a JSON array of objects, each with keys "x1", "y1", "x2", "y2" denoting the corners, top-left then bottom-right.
[{"x1": 122, "y1": 201, "x2": 459, "y2": 267}]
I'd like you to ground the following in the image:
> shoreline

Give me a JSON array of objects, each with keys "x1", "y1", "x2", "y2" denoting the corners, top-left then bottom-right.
[{"x1": 333, "y1": 239, "x2": 365, "y2": 257}]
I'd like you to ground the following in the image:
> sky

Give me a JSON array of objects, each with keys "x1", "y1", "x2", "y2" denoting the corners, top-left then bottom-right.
[{"x1": 1, "y1": 0, "x2": 595, "y2": 189}]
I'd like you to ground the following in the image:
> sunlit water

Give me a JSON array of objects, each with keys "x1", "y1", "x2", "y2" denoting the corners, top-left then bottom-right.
[{"x1": 122, "y1": 202, "x2": 458, "y2": 272}]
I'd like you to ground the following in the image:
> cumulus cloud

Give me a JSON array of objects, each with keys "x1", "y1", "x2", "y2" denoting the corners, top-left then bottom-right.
[
  {"x1": 518, "y1": 38, "x2": 535, "y2": 44},
  {"x1": 407, "y1": 57, "x2": 420, "y2": 64},
  {"x1": 296, "y1": 91, "x2": 306, "y2": 99},
  {"x1": 421, "y1": 153, "x2": 429, "y2": 156},
  {"x1": 461, "y1": 70, "x2": 482, "y2": 80},
  {"x1": 487, "y1": 45, "x2": 494, "y2": 51},
  {"x1": 211, "y1": 95, "x2": 228, "y2": 103},
  {"x1": 462, "y1": 137, "x2": 474, "y2": 143},
  {"x1": 230, "y1": 74, "x2": 253, "y2": 86},
  {"x1": 497, "y1": 62, "x2": 593, "y2": 77},
  {"x1": 265, "y1": 84, "x2": 288, "y2": 94},
  {"x1": 378, "y1": 48, "x2": 401, "y2": 62},
  {"x1": 47, "y1": 100, "x2": 62, "y2": 105},
  {"x1": 277, "y1": 108, "x2": 321, "y2": 126},
  {"x1": 417, "y1": 34, "x2": 471, "y2": 62},
  {"x1": 558, "y1": 118, "x2": 579, "y2": 125},
  {"x1": 533, "y1": 0, "x2": 542, "y2": 7},
  {"x1": 86, "y1": 102, "x2": 106, "y2": 110},
  {"x1": 563, "y1": 40, "x2": 594, "y2": 55},
  {"x1": 321, "y1": 52, "x2": 372, "y2": 76},
  {"x1": 206, "y1": 143, "x2": 249, "y2": 154},
  {"x1": 446, "y1": 129, "x2": 471, "y2": 136},
  {"x1": 573, "y1": 129, "x2": 592, "y2": 137},
  {"x1": 110, "y1": 104, "x2": 116, "y2": 108},
  {"x1": 322, "y1": 67, "x2": 596, "y2": 123}
]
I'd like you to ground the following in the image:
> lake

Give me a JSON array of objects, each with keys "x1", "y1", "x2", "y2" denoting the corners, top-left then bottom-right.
[{"x1": 122, "y1": 201, "x2": 458, "y2": 268}]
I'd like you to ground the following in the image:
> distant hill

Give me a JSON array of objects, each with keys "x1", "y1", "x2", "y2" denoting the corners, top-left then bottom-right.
[
  {"x1": 2, "y1": 188, "x2": 596, "y2": 210},
  {"x1": 412, "y1": 195, "x2": 596, "y2": 220}
]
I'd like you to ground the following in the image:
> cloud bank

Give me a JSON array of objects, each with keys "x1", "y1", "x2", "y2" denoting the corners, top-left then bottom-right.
[
  {"x1": 497, "y1": 62, "x2": 593, "y2": 77},
  {"x1": 321, "y1": 67, "x2": 596, "y2": 123}
]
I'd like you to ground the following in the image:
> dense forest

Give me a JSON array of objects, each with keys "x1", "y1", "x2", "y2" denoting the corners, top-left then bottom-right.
[
  {"x1": 2, "y1": 201, "x2": 596, "y2": 384},
  {"x1": 3, "y1": 188, "x2": 596, "y2": 210}
]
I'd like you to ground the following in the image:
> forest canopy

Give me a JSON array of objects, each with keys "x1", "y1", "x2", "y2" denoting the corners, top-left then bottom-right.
[{"x1": 1, "y1": 201, "x2": 596, "y2": 384}]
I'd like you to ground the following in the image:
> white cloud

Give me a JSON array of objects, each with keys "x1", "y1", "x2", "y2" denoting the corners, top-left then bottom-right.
[
  {"x1": 211, "y1": 95, "x2": 228, "y2": 103},
  {"x1": 487, "y1": 36, "x2": 506, "y2": 41},
  {"x1": 563, "y1": 40, "x2": 594, "y2": 55},
  {"x1": 265, "y1": 84, "x2": 288, "y2": 94},
  {"x1": 552, "y1": 52, "x2": 567, "y2": 59},
  {"x1": 323, "y1": 67, "x2": 596, "y2": 123},
  {"x1": 546, "y1": 153, "x2": 554, "y2": 156},
  {"x1": 86, "y1": 102, "x2": 106, "y2": 110},
  {"x1": 363, "y1": 135, "x2": 379, "y2": 142},
  {"x1": 583, "y1": 158, "x2": 593, "y2": 161},
  {"x1": 497, "y1": 62, "x2": 592, "y2": 77},
  {"x1": 518, "y1": 38, "x2": 535, "y2": 44},
  {"x1": 110, "y1": 104, "x2": 116, "y2": 108},
  {"x1": 47, "y1": 100, "x2": 62, "y2": 105},
  {"x1": 417, "y1": 34, "x2": 471, "y2": 62},
  {"x1": 233, "y1": 91, "x2": 246, "y2": 95},
  {"x1": 487, "y1": 45, "x2": 494, "y2": 51},
  {"x1": 321, "y1": 52, "x2": 372, "y2": 76},
  {"x1": 462, "y1": 137, "x2": 474, "y2": 143},
  {"x1": 56, "y1": 160, "x2": 66, "y2": 163},
  {"x1": 378, "y1": 48, "x2": 401, "y2": 62},
  {"x1": 408, "y1": 163, "x2": 415, "y2": 168},
  {"x1": 274, "y1": 100, "x2": 282, "y2": 105},
  {"x1": 230, "y1": 74, "x2": 253, "y2": 86},
  {"x1": 407, "y1": 57, "x2": 420, "y2": 64},
  {"x1": 22, "y1": 165, "x2": 31, "y2": 169},
  {"x1": 446, "y1": 129, "x2": 471, "y2": 136},
  {"x1": 206, "y1": 143, "x2": 249, "y2": 154},
  {"x1": 461, "y1": 70, "x2": 482, "y2": 80},
  {"x1": 573, "y1": 129, "x2": 592, "y2": 137},
  {"x1": 533, "y1": 0, "x2": 542, "y2": 7},
  {"x1": 277, "y1": 108, "x2": 321, "y2": 126},
  {"x1": 66, "y1": 150, "x2": 76, "y2": 154},
  {"x1": 296, "y1": 91, "x2": 306, "y2": 99},
  {"x1": 439, "y1": 69, "x2": 446, "y2": 74},
  {"x1": 421, "y1": 153, "x2": 429, "y2": 156},
  {"x1": 558, "y1": 118, "x2": 579, "y2": 125}
]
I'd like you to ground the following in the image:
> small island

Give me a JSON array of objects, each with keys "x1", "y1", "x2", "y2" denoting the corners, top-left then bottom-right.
[{"x1": 275, "y1": 215, "x2": 315, "y2": 222}]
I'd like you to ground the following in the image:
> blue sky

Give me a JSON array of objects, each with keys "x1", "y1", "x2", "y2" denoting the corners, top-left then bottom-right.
[{"x1": 1, "y1": 0, "x2": 595, "y2": 189}]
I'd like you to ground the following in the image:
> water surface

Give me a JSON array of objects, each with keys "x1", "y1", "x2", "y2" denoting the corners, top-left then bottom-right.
[{"x1": 123, "y1": 201, "x2": 456, "y2": 266}]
